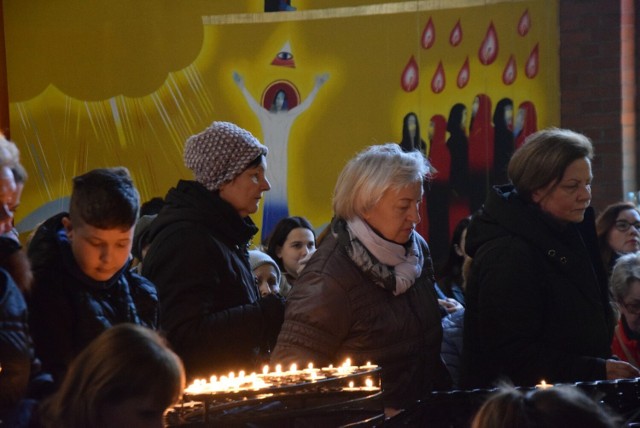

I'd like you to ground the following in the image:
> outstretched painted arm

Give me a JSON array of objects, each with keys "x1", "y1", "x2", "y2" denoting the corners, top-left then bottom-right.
[
  {"x1": 288, "y1": 73, "x2": 330, "y2": 116},
  {"x1": 232, "y1": 71, "x2": 265, "y2": 115}
]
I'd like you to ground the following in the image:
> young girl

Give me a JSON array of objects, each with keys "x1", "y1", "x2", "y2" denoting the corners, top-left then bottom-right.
[{"x1": 265, "y1": 216, "x2": 316, "y2": 296}]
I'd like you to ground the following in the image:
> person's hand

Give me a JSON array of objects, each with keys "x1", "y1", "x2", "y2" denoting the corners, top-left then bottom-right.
[
  {"x1": 232, "y1": 71, "x2": 244, "y2": 88},
  {"x1": 438, "y1": 297, "x2": 463, "y2": 314},
  {"x1": 315, "y1": 73, "x2": 329, "y2": 86},
  {"x1": 606, "y1": 359, "x2": 640, "y2": 379}
]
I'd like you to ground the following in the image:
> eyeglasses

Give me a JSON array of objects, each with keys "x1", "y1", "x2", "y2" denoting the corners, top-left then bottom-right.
[
  {"x1": 614, "y1": 220, "x2": 640, "y2": 233},
  {"x1": 621, "y1": 300, "x2": 640, "y2": 315}
]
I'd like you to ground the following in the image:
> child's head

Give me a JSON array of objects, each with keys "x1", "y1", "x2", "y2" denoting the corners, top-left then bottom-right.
[
  {"x1": 62, "y1": 167, "x2": 139, "y2": 281},
  {"x1": 249, "y1": 249, "x2": 281, "y2": 297},
  {"x1": 265, "y1": 216, "x2": 316, "y2": 280},
  {"x1": 41, "y1": 323, "x2": 185, "y2": 428},
  {"x1": 471, "y1": 384, "x2": 620, "y2": 428}
]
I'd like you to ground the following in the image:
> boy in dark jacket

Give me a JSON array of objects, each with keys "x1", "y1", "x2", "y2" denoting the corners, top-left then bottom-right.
[{"x1": 27, "y1": 167, "x2": 158, "y2": 388}]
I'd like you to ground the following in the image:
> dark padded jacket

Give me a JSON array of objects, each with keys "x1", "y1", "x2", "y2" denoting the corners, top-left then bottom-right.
[
  {"x1": 461, "y1": 185, "x2": 614, "y2": 388},
  {"x1": 142, "y1": 180, "x2": 281, "y2": 378},
  {"x1": 0, "y1": 268, "x2": 34, "y2": 415},
  {"x1": 271, "y1": 219, "x2": 451, "y2": 409},
  {"x1": 27, "y1": 213, "x2": 159, "y2": 386}
]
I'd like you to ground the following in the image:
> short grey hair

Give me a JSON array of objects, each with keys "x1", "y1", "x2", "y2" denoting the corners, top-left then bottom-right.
[
  {"x1": 610, "y1": 252, "x2": 640, "y2": 302},
  {"x1": 332, "y1": 143, "x2": 431, "y2": 220}
]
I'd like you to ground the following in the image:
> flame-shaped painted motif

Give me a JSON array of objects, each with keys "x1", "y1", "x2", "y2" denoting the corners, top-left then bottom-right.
[
  {"x1": 457, "y1": 57, "x2": 470, "y2": 89},
  {"x1": 450, "y1": 19, "x2": 463, "y2": 47},
  {"x1": 422, "y1": 17, "x2": 435, "y2": 49},
  {"x1": 401, "y1": 55, "x2": 419, "y2": 92},
  {"x1": 478, "y1": 22, "x2": 499, "y2": 65},
  {"x1": 525, "y1": 44, "x2": 539, "y2": 78},
  {"x1": 431, "y1": 61, "x2": 446, "y2": 94},
  {"x1": 502, "y1": 55, "x2": 517, "y2": 85},
  {"x1": 518, "y1": 9, "x2": 531, "y2": 36}
]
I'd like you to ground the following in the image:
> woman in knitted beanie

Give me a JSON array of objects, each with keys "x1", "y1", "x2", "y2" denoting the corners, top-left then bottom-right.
[{"x1": 141, "y1": 121, "x2": 285, "y2": 379}]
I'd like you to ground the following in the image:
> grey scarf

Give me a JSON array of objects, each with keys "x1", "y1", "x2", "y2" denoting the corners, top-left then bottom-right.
[{"x1": 337, "y1": 216, "x2": 423, "y2": 295}]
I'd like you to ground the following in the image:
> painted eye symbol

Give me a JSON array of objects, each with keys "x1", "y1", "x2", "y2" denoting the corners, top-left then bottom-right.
[{"x1": 277, "y1": 52, "x2": 293, "y2": 61}]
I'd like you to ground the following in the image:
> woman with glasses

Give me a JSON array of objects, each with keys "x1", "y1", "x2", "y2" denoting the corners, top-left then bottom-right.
[
  {"x1": 596, "y1": 201, "x2": 640, "y2": 274},
  {"x1": 461, "y1": 128, "x2": 640, "y2": 389},
  {"x1": 610, "y1": 252, "x2": 640, "y2": 367}
]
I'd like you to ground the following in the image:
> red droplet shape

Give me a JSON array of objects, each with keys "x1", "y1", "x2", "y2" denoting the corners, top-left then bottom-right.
[
  {"x1": 478, "y1": 22, "x2": 499, "y2": 65},
  {"x1": 449, "y1": 19, "x2": 462, "y2": 47},
  {"x1": 502, "y1": 55, "x2": 517, "y2": 85},
  {"x1": 518, "y1": 9, "x2": 531, "y2": 36},
  {"x1": 525, "y1": 44, "x2": 539, "y2": 79},
  {"x1": 401, "y1": 55, "x2": 419, "y2": 92},
  {"x1": 422, "y1": 17, "x2": 435, "y2": 49},
  {"x1": 431, "y1": 61, "x2": 446, "y2": 94},
  {"x1": 457, "y1": 57, "x2": 470, "y2": 89}
]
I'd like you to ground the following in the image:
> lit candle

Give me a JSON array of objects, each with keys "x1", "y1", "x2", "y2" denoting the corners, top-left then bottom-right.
[
  {"x1": 262, "y1": 365, "x2": 269, "y2": 375},
  {"x1": 361, "y1": 377, "x2": 378, "y2": 391},
  {"x1": 342, "y1": 378, "x2": 379, "y2": 392},
  {"x1": 536, "y1": 380, "x2": 553, "y2": 389},
  {"x1": 337, "y1": 358, "x2": 358, "y2": 374},
  {"x1": 360, "y1": 361, "x2": 378, "y2": 370}
]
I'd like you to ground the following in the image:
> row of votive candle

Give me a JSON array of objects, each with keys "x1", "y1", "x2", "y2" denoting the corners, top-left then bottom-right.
[{"x1": 185, "y1": 359, "x2": 378, "y2": 395}]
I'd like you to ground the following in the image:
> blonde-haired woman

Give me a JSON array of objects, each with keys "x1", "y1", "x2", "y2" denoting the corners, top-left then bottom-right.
[{"x1": 272, "y1": 143, "x2": 450, "y2": 418}]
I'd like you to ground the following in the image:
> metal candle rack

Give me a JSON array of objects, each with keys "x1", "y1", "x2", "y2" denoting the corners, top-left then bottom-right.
[{"x1": 166, "y1": 365, "x2": 384, "y2": 427}]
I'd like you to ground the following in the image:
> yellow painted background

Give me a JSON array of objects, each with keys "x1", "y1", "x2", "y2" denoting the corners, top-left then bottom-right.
[{"x1": 4, "y1": 0, "x2": 559, "y2": 239}]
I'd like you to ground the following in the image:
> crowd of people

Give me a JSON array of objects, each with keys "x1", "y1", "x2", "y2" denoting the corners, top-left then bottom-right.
[{"x1": 1, "y1": 120, "x2": 640, "y2": 427}]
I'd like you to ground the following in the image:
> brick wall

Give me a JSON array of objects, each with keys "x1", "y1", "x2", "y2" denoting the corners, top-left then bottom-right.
[{"x1": 559, "y1": 0, "x2": 627, "y2": 211}]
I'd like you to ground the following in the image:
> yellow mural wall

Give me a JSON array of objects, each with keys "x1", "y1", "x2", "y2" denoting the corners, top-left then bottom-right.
[{"x1": 4, "y1": 0, "x2": 559, "y2": 245}]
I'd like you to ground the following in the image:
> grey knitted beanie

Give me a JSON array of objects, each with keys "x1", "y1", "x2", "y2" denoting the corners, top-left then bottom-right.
[
  {"x1": 184, "y1": 121, "x2": 268, "y2": 191},
  {"x1": 248, "y1": 250, "x2": 281, "y2": 286}
]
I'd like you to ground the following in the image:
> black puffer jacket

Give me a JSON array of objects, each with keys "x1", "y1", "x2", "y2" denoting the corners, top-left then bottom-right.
[
  {"x1": 460, "y1": 185, "x2": 614, "y2": 388},
  {"x1": 142, "y1": 180, "x2": 284, "y2": 378},
  {"x1": 271, "y1": 219, "x2": 451, "y2": 409},
  {"x1": 28, "y1": 213, "x2": 159, "y2": 386},
  {"x1": 0, "y1": 268, "x2": 33, "y2": 415}
]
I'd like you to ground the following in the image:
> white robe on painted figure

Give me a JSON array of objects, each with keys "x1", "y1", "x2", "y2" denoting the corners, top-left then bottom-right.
[{"x1": 233, "y1": 72, "x2": 329, "y2": 240}]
